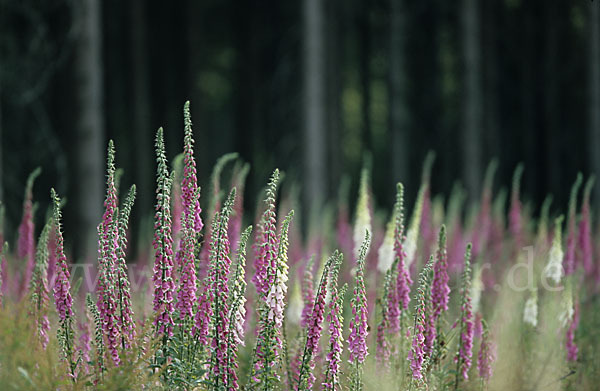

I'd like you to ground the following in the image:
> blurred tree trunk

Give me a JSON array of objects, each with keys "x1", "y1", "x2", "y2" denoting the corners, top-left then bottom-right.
[
  {"x1": 130, "y1": 0, "x2": 152, "y2": 249},
  {"x1": 482, "y1": 0, "x2": 498, "y2": 162},
  {"x1": 461, "y1": 0, "x2": 483, "y2": 198},
  {"x1": 359, "y1": 0, "x2": 372, "y2": 152},
  {"x1": 72, "y1": 0, "x2": 104, "y2": 262},
  {"x1": 389, "y1": 0, "x2": 409, "y2": 186},
  {"x1": 590, "y1": 2, "x2": 600, "y2": 209},
  {"x1": 326, "y1": 0, "x2": 343, "y2": 194},
  {"x1": 543, "y1": 0, "x2": 560, "y2": 197},
  {"x1": 303, "y1": 0, "x2": 326, "y2": 211}
]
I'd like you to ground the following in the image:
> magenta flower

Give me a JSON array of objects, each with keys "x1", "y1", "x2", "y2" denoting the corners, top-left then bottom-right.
[
  {"x1": 408, "y1": 321, "x2": 425, "y2": 380},
  {"x1": 431, "y1": 225, "x2": 450, "y2": 320},
  {"x1": 324, "y1": 281, "x2": 347, "y2": 390},
  {"x1": 176, "y1": 188, "x2": 199, "y2": 323},
  {"x1": 565, "y1": 174, "x2": 582, "y2": 276},
  {"x1": 252, "y1": 169, "x2": 280, "y2": 298},
  {"x1": 115, "y1": 185, "x2": 136, "y2": 347},
  {"x1": 566, "y1": 302, "x2": 579, "y2": 362},
  {"x1": 348, "y1": 232, "x2": 371, "y2": 365},
  {"x1": 252, "y1": 201, "x2": 293, "y2": 387},
  {"x1": 51, "y1": 189, "x2": 77, "y2": 377},
  {"x1": 229, "y1": 225, "x2": 252, "y2": 348},
  {"x1": 193, "y1": 284, "x2": 211, "y2": 345},
  {"x1": 207, "y1": 189, "x2": 235, "y2": 387},
  {"x1": 388, "y1": 183, "x2": 412, "y2": 334},
  {"x1": 152, "y1": 128, "x2": 175, "y2": 338},
  {"x1": 297, "y1": 252, "x2": 337, "y2": 390},
  {"x1": 455, "y1": 244, "x2": 474, "y2": 383},
  {"x1": 408, "y1": 258, "x2": 433, "y2": 380},
  {"x1": 182, "y1": 101, "x2": 204, "y2": 235},
  {"x1": 51, "y1": 190, "x2": 73, "y2": 323},
  {"x1": 96, "y1": 141, "x2": 122, "y2": 365}
]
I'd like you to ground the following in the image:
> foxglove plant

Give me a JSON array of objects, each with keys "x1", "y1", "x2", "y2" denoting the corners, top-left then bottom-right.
[
  {"x1": 200, "y1": 153, "x2": 238, "y2": 279},
  {"x1": 17, "y1": 167, "x2": 41, "y2": 294},
  {"x1": 207, "y1": 188, "x2": 236, "y2": 389},
  {"x1": 477, "y1": 319, "x2": 495, "y2": 382},
  {"x1": 181, "y1": 101, "x2": 203, "y2": 235},
  {"x1": 423, "y1": 258, "x2": 437, "y2": 357},
  {"x1": 348, "y1": 231, "x2": 370, "y2": 391},
  {"x1": 253, "y1": 169, "x2": 280, "y2": 299},
  {"x1": 376, "y1": 264, "x2": 394, "y2": 365},
  {"x1": 323, "y1": 253, "x2": 346, "y2": 391},
  {"x1": 51, "y1": 188, "x2": 77, "y2": 378},
  {"x1": 353, "y1": 168, "x2": 372, "y2": 260},
  {"x1": 29, "y1": 221, "x2": 52, "y2": 349},
  {"x1": 388, "y1": 183, "x2": 411, "y2": 334},
  {"x1": 297, "y1": 252, "x2": 339, "y2": 390},
  {"x1": 153, "y1": 128, "x2": 176, "y2": 338},
  {"x1": 455, "y1": 244, "x2": 474, "y2": 387},
  {"x1": 228, "y1": 225, "x2": 253, "y2": 374},
  {"x1": 565, "y1": 173, "x2": 582, "y2": 276},
  {"x1": 176, "y1": 187, "x2": 199, "y2": 325},
  {"x1": 431, "y1": 225, "x2": 450, "y2": 320},
  {"x1": 86, "y1": 293, "x2": 106, "y2": 381},
  {"x1": 115, "y1": 185, "x2": 136, "y2": 348},
  {"x1": 407, "y1": 257, "x2": 434, "y2": 381},
  {"x1": 96, "y1": 140, "x2": 122, "y2": 366},
  {"x1": 579, "y1": 176, "x2": 595, "y2": 273},
  {"x1": 544, "y1": 216, "x2": 565, "y2": 285},
  {"x1": 252, "y1": 210, "x2": 294, "y2": 388}
]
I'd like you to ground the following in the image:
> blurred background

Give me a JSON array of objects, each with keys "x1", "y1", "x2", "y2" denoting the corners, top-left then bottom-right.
[{"x1": 1, "y1": 0, "x2": 599, "y2": 261}]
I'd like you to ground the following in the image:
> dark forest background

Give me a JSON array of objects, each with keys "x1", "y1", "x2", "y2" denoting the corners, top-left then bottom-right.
[{"x1": 1, "y1": 0, "x2": 600, "y2": 261}]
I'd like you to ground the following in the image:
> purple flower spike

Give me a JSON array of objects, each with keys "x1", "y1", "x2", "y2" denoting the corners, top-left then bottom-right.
[
  {"x1": 388, "y1": 183, "x2": 412, "y2": 334},
  {"x1": 182, "y1": 102, "x2": 204, "y2": 235},
  {"x1": 408, "y1": 257, "x2": 434, "y2": 380},
  {"x1": 152, "y1": 129, "x2": 175, "y2": 338},
  {"x1": 176, "y1": 188, "x2": 199, "y2": 323},
  {"x1": 455, "y1": 244, "x2": 474, "y2": 384},
  {"x1": 348, "y1": 232, "x2": 371, "y2": 365}
]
